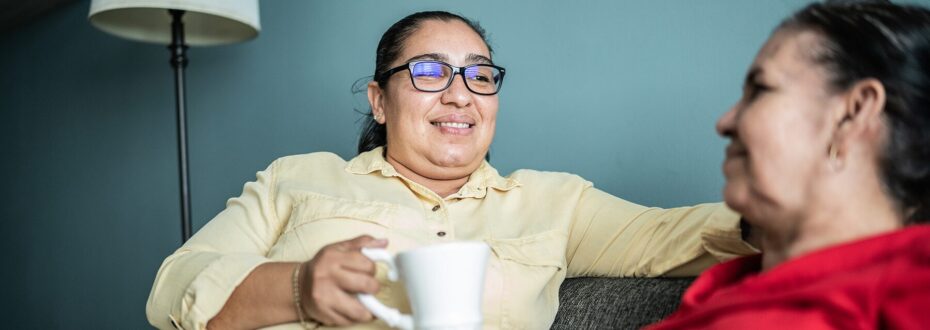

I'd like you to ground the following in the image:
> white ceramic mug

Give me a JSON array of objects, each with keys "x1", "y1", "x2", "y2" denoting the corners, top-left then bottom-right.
[{"x1": 357, "y1": 241, "x2": 490, "y2": 330}]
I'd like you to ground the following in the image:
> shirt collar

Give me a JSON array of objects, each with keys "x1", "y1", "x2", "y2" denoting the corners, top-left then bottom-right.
[{"x1": 346, "y1": 147, "x2": 521, "y2": 198}]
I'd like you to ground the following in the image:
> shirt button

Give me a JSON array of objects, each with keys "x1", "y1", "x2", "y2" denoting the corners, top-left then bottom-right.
[
  {"x1": 431, "y1": 205, "x2": 441, "y2": 212},
  {"x1": 437, "y1": 231, "x2": 447, "y2": 237}
]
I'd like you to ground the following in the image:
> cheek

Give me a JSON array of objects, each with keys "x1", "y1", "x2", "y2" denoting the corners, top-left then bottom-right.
[
  {"x1": 738, "y1": 103, "x2": 823, "y2": 208},
  {"x1": 476, "y1": 98, "x2": 499, "y2": 129},
  {"x1": 387, "y1": 93, "x2": 436, "y2": 128},
  {"x1": 743, "y1": 115, "x2": 794, "y2": 174}
]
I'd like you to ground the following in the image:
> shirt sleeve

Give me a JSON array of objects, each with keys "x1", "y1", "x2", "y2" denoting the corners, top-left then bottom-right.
[
  {"x1": 565, "y1": 187, "x2": 758, "y2": 278},
  {"x1": 146, "y1": 160, "x2": 285, "y2": 330}
]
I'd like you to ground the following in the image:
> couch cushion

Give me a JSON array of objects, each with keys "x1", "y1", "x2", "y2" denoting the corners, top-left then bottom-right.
[{"x1": 552, "y1": 277, "x2": 695, "y2": 329}]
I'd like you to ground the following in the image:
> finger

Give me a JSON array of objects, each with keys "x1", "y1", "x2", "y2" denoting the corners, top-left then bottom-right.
[
  {"x1": 331, "y1": 290, "x2": 375, "y2": 323},
  {"x1": 316, "y1": 305, "x2": 353, "y2": 327},
  {"x1": 309, "y1": 287, "x2": 354, "y2": 327},
  {"x1": 363, "y1": 237, "x2": 389, "y2": 249},
  {"x1": 334, "y1": 268, "x2": 380, "y2": 294},
  {"x1": 342, "y1": 235, "x2": 388, "y2": 250},
  {"x1": 340, "y1": 251, "x2": 377, "y2": 274},
  {"x1": 337, "y1": 235, "x2": 375, "y2": 251}
]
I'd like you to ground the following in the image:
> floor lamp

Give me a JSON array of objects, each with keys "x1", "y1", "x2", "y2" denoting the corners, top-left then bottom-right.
[{"x1": 88, "y1": 0, "x2": 260, "y2": 242}]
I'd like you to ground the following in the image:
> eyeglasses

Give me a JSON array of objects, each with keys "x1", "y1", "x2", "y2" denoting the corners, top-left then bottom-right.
[{"x1": 378, "y1": 61, "x2": 506, "y2": 95}]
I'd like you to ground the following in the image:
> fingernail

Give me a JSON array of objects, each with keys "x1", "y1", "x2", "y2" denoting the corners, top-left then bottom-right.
[{"x1": 373, "y1": 238, "x2": 388, "y2": 245}]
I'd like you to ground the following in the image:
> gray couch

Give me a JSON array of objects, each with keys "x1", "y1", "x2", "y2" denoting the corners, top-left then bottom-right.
[{"x1": 552, "y1": 277, "x2": 695, "y2": 329}]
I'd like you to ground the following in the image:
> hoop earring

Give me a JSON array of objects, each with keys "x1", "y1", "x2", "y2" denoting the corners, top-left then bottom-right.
[{"x1": 829, "y1": 144, "x2": 842, "y2": 171}]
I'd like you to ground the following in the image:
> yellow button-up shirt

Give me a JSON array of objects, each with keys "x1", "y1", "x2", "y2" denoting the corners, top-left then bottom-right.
[{"x1": 146, "y1": 148, "x2": 756, "y2": 330}]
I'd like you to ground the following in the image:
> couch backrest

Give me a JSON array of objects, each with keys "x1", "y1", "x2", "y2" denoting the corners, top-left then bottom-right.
[{"x1": 552, "y1": 277, "x2": 695, "y2": 329}]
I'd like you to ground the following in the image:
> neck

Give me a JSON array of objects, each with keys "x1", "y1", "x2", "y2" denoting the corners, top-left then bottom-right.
[
  {"x1": 385, "y1": 154, "x2": 470, "y2": 198},
  {"x1": 759, "y1": 168, "x2": 902, "y2": 271}
]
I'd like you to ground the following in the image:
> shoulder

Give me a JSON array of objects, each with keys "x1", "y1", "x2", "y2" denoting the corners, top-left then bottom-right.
[
  {"x1": 506, "y1": 169, "x2": 593, "y2": 191},
  {"x1": 898, "y1": 224, "x2": 930, "y2": 264},
  {"x1": 878, "y1": 226, "x2": 930, "y2": 311},
  {"x1": 880, "y1": 227, "x2": 930, "y2": 327},
  {"x1": 273, "y1": 151, "x2": 346, "y2": 166},
  {"x1": 889, "y1": 225, "x2": 930, "y2": 267},
  {"x1": 268, "y1": 151, "x2": 348, "y2": 174}
]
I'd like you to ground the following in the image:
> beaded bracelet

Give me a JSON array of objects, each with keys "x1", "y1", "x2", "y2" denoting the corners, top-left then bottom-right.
[{"x1": 292, "y1": 263, "x2": 318, "y2": 329}]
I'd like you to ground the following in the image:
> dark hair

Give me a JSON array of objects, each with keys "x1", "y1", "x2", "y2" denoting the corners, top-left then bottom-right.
[
  {"x1": 780, "y1": 0, "x2": 930, "y2": 223},
  {"x1": 357, "y1": 11, "x2": 493, "y2": 154}
]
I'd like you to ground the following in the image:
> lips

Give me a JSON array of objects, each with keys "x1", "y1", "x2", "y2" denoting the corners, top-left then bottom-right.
[
  {"x1": 722, "y1": 142, "x2": 747, "y2": 176},
  {"x1": 433, "y1": 122, "x2": 473, "y2": 129},
  {"x1": 429, "y1": 114, "x2": 476, "y2": 129},
  {"x1": 725, "y1": 142, "x2": 748, "y2": 158}
]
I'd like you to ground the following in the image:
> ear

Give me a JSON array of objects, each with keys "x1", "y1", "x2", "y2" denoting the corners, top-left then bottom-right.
[
  {"x1": 368, "y1": 81, "x2": 386, "y2": 124},
  {"x1": 833, "y1": 78, "x2": 887, "y2": 148}
]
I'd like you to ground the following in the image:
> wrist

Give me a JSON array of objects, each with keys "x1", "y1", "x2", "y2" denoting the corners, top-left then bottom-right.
[{"x1": 292, "y1": 262, "x2": 319, "y2": 329}]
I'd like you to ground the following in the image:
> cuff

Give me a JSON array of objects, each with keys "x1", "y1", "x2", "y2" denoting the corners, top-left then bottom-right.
[{"x1": 701, "y1": 206, "x2": 760, "y2": 262}]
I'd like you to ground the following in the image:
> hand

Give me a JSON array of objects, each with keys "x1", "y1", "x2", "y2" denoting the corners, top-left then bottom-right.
[{"x1": 299, "y1": 235, "x2": 388, "y2": 326}]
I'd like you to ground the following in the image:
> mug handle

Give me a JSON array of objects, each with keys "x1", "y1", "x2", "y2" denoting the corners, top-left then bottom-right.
[{"x1": 357, "y1": 248, "x2": 413, "y2": 330}]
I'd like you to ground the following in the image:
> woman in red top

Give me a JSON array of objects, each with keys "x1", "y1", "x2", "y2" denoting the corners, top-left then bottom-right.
[{"x1": 650, "y1": 1, "x2": 930, "y2": 329}]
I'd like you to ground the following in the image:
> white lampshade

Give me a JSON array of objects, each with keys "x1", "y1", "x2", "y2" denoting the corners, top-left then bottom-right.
[{"x1": 88, "y1": 0, "x2": 260, "y2": 46}]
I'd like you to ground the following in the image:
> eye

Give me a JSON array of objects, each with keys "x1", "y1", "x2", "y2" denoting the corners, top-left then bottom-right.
[
  {"x1": 464, "y1": 66, "x2": 495, "y2": 83},
  {"x1": 744, "y1": 81, "x2": 770, "y2": 101},
  {"x1": 411, "y1": 62, "x2": 446, "y2": 79}
]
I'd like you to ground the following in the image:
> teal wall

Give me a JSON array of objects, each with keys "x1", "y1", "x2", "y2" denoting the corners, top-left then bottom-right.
[{"x1": 5, "y1": 0, "x2": 926, "y2": 328}]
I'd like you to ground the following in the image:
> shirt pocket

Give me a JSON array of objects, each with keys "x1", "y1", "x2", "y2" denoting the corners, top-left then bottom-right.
[
  {"x1": 268, "y1": 192, "x2": 396, "y2": 261},
  {"x1": 485, "y1": 230, "x2": 567, "y2": 329}
]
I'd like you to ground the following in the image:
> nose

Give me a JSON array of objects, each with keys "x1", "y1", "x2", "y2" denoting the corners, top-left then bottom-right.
[
  {"x1": 716, "y1": 104, "x2": 738, "y2": 138},
  {"x1": 440, "y1": 73, "x2": 474, "y2": 108}
]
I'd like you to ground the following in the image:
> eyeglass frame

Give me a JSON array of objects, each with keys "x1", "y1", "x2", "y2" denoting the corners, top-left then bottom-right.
[{"x1": 376, "y1": 60, "x2": 507, "y2": 96}]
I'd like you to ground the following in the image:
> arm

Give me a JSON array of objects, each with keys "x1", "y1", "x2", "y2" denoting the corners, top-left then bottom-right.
[
  {"x1": 145, "y1": 161, "x2": 385, "y2": 329},
  {"x1": 566, "y1": 187, "x2": 758, "y2": 278},
  {"x1": 146, "y1": 161, "x2": 285, "y2": 329},
  {"x1": 209, "y1": 237, "x2": 386, "y2": 330},
  {"x1": 207, "y1": 262, "x2": 302, "y2": 329}
]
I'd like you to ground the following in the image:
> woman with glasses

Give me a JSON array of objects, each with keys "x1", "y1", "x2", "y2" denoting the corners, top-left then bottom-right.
[
  {"x1": 649, "y1": 1, "x2": 930, "y2": 329},
  {"x1": 146, "y1": 11, "x2": 757, "y2": 330}
]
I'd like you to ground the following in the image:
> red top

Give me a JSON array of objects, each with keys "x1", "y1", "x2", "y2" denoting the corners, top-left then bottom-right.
[{"x1": 647, "y1": 225, "x2": 930, "y2": 330}]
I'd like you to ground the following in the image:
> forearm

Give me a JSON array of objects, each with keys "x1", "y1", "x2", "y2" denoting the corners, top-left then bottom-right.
[
  {"x1": 208, "y1": 262, "x2": 301, "y2": 330},
  {"x1": 645, "y1": 204, "x2": 757, "y2": 276},
  {"x1": 146, "y1": 251, "x2": 274, "y2": 329},
  {"x1": 567, "y1": 188, "x2": 757, "y2": 277}
]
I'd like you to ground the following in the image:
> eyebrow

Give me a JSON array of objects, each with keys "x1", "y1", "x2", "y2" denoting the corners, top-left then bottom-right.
[
  {"x1": 406, "y1": 53, "x2": 447, "y2": 62},
  {"x1": 466, "y1": 53, "x2": 493, "y2": 65},
  {"x1": 404, "y1": 53, "x2": 494, "y2": 65}
]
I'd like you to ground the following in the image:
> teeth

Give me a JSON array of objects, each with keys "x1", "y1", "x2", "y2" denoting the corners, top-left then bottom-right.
[{"x1": 435, "y1": 122, "x2": 471, "y2": 129}]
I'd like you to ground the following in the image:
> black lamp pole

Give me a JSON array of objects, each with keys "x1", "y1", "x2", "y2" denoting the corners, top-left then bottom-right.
[{"x1": 168, "y1": 9, "x2": 193, "y2": 242}]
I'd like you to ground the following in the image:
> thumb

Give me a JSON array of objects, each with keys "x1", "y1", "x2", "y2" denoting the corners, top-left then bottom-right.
[
  {"x1": 343, "y1": 235, "x2": 388, "y2": 250},
  {"x1": 364, "y1": 237, "x2": 388, "y2": 249}
]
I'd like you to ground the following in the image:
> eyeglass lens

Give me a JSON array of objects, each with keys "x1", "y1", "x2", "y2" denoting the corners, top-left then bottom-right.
[{"x1": 410, "y1": 62, "x2": 501, "y2": 94}]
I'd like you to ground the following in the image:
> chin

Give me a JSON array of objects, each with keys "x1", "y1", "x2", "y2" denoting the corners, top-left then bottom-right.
[
  {"x1": 437, "y1": 142, "x2": 486, "y2": 161},
  {"x1": 722, "y1": 183, "x2": 751, "y2": 216},
  {"x1": 430, "y1": 148, "x2": 477, "y2": 167}
]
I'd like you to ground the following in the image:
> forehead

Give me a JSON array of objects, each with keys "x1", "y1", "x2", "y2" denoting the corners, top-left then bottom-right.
[
  {"x1": 753, "y1": 29, "x2": 828, "y2": 81},
  {"x1": 395, "y1": 19, "x2": 491, "y2": 64}
]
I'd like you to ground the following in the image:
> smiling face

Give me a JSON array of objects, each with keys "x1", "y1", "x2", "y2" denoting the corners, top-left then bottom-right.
[
  {"x1": 716, "y1": 29, "x2": 847, "y2": 230},
  {"x1": 369, "y1": 19, "x2": 498, "y2": 182}
]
